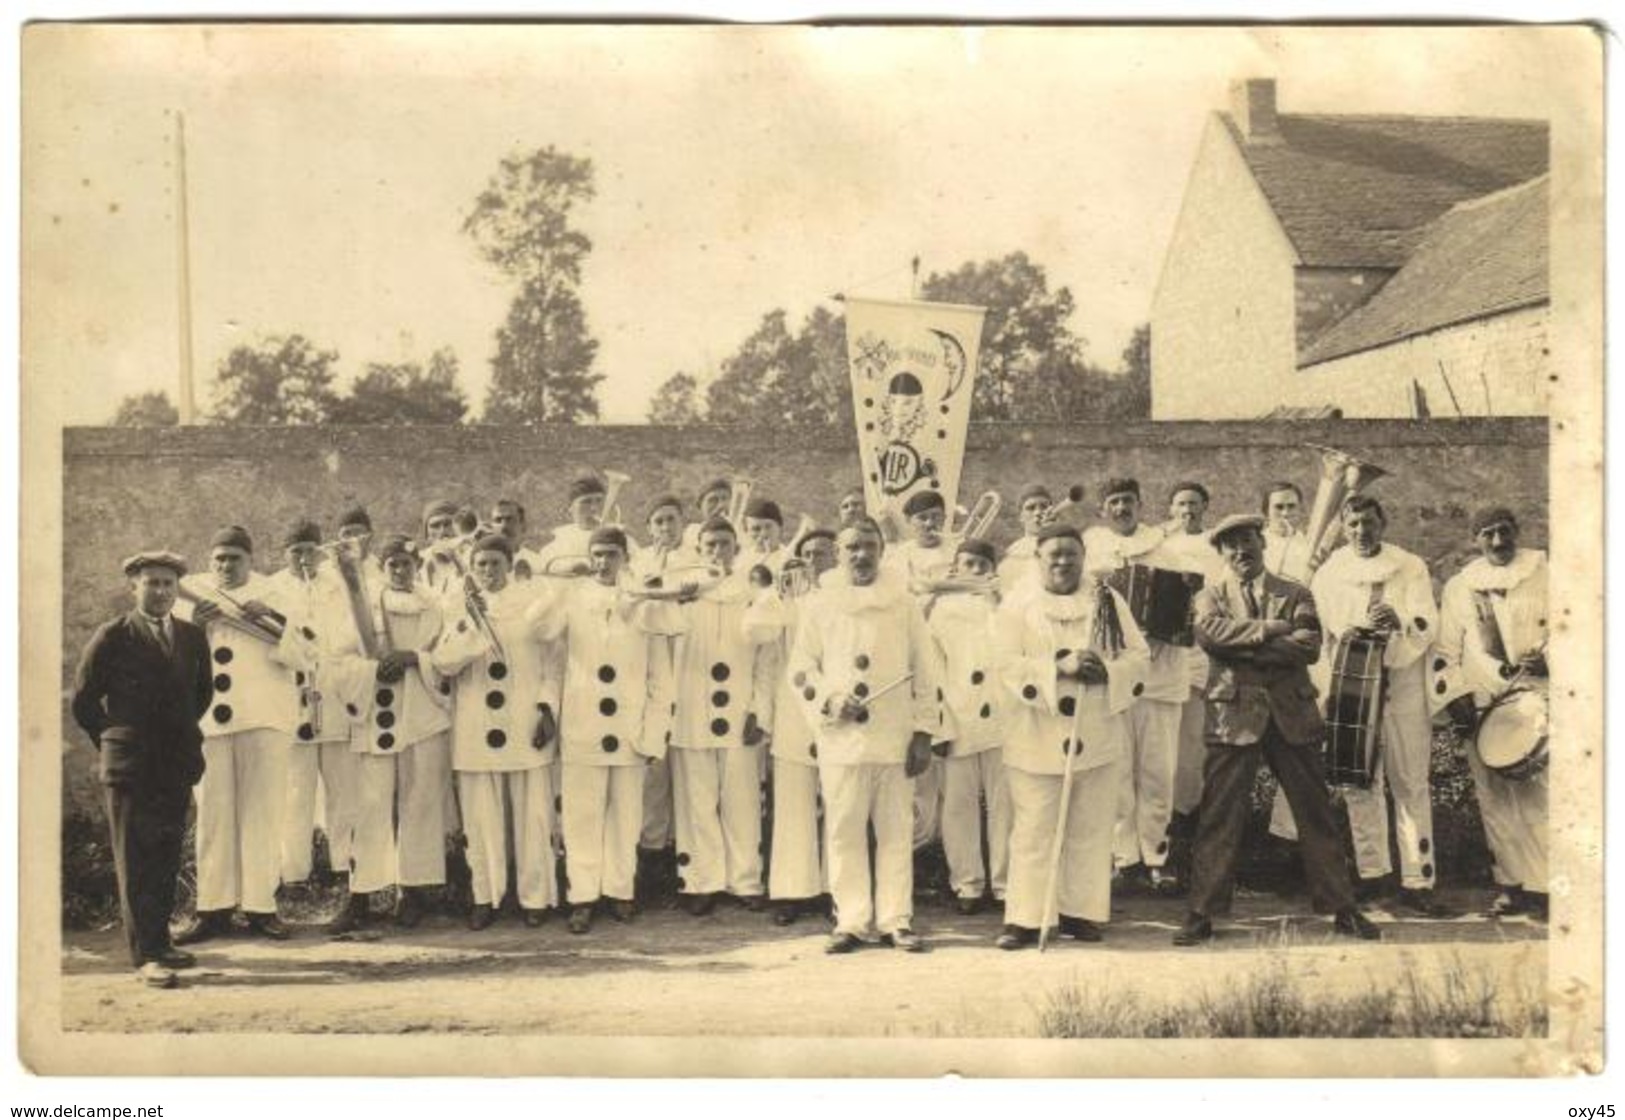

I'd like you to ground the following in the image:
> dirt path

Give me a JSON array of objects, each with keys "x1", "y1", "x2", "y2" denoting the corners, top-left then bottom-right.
[{"x1": 61, "y1": 892, "x2": 1548, "y2": 1037}]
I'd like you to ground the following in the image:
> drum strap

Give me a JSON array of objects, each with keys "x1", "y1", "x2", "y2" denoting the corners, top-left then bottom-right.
[{"x1": 1471, "y1": 590, "x2": 1511, "y2": 664}]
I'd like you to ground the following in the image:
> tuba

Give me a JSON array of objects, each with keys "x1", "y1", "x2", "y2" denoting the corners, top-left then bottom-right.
[{"x1": 1300, "y1": 445, "x2": 1387, "y2": 578}]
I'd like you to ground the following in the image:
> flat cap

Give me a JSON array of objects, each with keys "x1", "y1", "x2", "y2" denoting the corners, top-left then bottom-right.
[
  {"x1": 121, "y1": 550, "x2": 187, "y2": 577},
  {"x1": 1207, "y1": 513, "x2": 1267, "y2": 549}
]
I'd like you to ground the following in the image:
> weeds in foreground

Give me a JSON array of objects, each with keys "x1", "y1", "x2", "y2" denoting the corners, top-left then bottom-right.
[{"x1": 1037, "y1": 953, "x2": 1547, "y2": 1038}]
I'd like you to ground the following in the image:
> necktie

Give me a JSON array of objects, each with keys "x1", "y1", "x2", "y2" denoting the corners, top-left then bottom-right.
[
  {"x1": 1242, "y1": 581, "x2": 1261, "y2": 620},
  {"x1": 156, "y1": 616, "x2": 173, "y2": 653}
]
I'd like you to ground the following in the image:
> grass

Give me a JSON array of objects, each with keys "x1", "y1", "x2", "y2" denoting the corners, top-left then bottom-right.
[{"x1": 1036, "y1": 952, "x2": 1548, "y2": 1039}]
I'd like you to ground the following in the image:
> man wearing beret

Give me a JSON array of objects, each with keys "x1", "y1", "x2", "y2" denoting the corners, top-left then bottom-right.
[
  {"x1": 683, "y1": 479, "x2": 733, "y2": 557},
  {"x1": 172, "y1": 525, "x2": 297, "y2": 944},
  {"x1": 73, "y1": 552, "x2": 214, "y2": 987},
  {"x1": 883, "y1": 490, "x2": 958, "y2": 852},
  {"x1": 1156, "y1": 482, "x2": 1225, "y2": 849},
  {"x1": 995, "y1": 483, "x2": 1054, "y2": 601},
  {"x1": 1311, "y1": 495, "x2": 1457, "y2": 918},
  {"x1": 1174, "y1": 514, "x2": 1379, "y2": 946},
  {"x1": 432, "y1": 533, "x2": 562, "y2": 928},
  {"x1": 420, "y1": 499, "x2": 466, "y2": 595},
  {"x1": 746, "y1": 526, "x2": 839, "y2": 925},
  {"x1": 529, "y1": 526, "x2": 685, "y2": 933},
  {"x1": 1433, "y1": 507, "x2": 1549, "y2": 922},
  {"x1": 667, "y1": 516, "x2": 777, "y2": 915},
  {"x1": 274, "y1": 517, "x2": 368, "y2": 913},
  {"x1": 327, "y1": 533, "x2": 455, "y2": 933},
  {"x1": 538, "y1": 476, "x2": 613, "y2": 575},
  {"x1": 928, "y1": 537, "x2": 1012, "y2": 915},
  {"x1": 993, "y1": 525, "x2": 1150, "y2": 949},
  {"x1": 630, "y1": 493, "x2": 689, "y2": 899},
  {"x1": 490, "y1": 499, "x2": 545, "y2": 582},
  {"x1": 742, "y1": 497, "x2": 790, "y2": 580},
  {"x1": 789, "y1": 518, "x2": 943, "y2": 953},
  {"x1": 1081, "y1": 477, "x2": 1188, "y2": 894}
]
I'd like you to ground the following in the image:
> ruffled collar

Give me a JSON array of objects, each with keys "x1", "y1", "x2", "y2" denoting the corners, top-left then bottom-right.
[
  {"x1": 381, "y1": 586, "x2": 433, "y2": 615},
  {"x1": 817, "y1": 568, "x2": 911, "y2": 613},
  {"x1": 698, "y1": 570, "x2": 752, "y2": 605},
  {"x1": 1090, "y1": 523, "x2": 1164, "y2": 560},
  {"x1": 1029, "y1": 585, "x2": 1097, "y2": 624},
  {"x1": 1461, "y1": 549, "x2": 1545, "y2": 592},
  {"x1": 1320, "y1": 543, "x2": 1412, "y2": 585}
]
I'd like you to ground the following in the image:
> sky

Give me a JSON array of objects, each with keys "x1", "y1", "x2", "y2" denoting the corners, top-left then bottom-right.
[{"x1": 22, "y1": 24, "x2": 1583, "y2": 424}]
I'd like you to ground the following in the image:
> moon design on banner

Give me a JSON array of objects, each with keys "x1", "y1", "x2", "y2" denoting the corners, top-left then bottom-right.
[{"x1": 930, "y1": 329, "x2": 967, "y2": 399}]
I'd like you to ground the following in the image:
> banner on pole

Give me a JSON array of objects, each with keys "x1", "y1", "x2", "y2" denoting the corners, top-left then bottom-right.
[{"x1": 843, "y1": 296, "x2": 986, "y2": 526}]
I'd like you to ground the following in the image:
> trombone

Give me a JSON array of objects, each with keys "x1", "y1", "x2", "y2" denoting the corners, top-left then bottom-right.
[
  {"x1": 628, "y1": 562, "x2": 726, "y2": 602},
  {"x1": 461, "y1": 573, "x2": 509, "y2": 665},
  {"x1": 176, "y1": 583, "x2": 287, "y2": 644}
]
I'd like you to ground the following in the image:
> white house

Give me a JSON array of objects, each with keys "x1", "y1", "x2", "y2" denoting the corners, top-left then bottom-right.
[{"x1": 1151, "y1": 79, "x2": 1549, "y2": 420}]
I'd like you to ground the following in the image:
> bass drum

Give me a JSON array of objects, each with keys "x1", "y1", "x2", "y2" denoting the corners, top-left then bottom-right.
[{"x1": 1475, "y1": 684, "x2": 1549, "y2": 782}]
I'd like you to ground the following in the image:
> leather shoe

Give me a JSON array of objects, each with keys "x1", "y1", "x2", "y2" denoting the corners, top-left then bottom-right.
[
  {"x1": 148, "y1": 947, "x2": 196, "y2": 970},
  {"x1": 995, "y1": 924, "x2": 1037, "y2": 951},
  {"x1": 1058, "y1": 915, "x2": 1104, "y2": 943},
  {"x1": 567, "y1": 905, "x2": 593, "y2": 934},
  {"x1": 823, "y1": 932, "x2": 862, "y2": 955},
  {"x1": 772, "y1": 901, "x2": 800, "y2": 926},
  {"x1": 326, "y1": 896, "x2": 369, "y2": 937},
  {"x1": 953, "y1": 896, "x2": 985, "y2": 916},
  {"x1": 1172, "y1": 912, "x2": 1213, "y2": 947},
  {"x1": 681, "y1": 892, "x2": 717, "y2": 917},
  {"x1": 467, "y1": 903, "x2": 496, "y2": 931},
  {"x1": 1525, "y1": 890, "x2": 1550, "y2": 923},
  {"x1": 881, "y1": 928, "x2": 925, "y2": 953},
  {"x1": 608, "y1": 899, "x2": 637, "y2": 923},
  {"x1": 135, "y1": 962, "x2": 178, "y2": 989},
  {"x1": 395, "y1": 889, "x2": 425, "y2": 929},
  {"x1": 245, "y1": 912, "x2": 292, "y2": 940},
  {"x1": 1148, "y1": 869, "x2": 1183, "y2": 897},
  {"x1": 172, "y1": 910, "x2": 233, "y2": 946},
  {"x1": 737, "y1": 894, "x2": 767, "y2": 912},
  {"x1": 523, "y1": 907, "x2": 551, "y2": 929},
  {"x1": 1333, "y1": 907, "x2": 1383, "y2": 940},
  {"x1": 1393, "y1": 888, "x2": 1461, "y2": 920}
]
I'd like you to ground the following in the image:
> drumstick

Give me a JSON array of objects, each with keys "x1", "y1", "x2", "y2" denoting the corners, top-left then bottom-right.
[
  {"x1": 856, "y1": 672, "x2": 914, "y2": 709},
  {"x1": 1038, "y1": 685, "x2": 1088, "y2": 953}
]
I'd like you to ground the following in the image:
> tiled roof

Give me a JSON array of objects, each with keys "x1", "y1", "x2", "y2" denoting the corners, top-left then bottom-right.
[
  {"x1": 1299, "y1": 175, "x2": 1548, "y2": 367},
  {"x1": 1222, "y1": 112, "x2": 1548, "y2": 268}
]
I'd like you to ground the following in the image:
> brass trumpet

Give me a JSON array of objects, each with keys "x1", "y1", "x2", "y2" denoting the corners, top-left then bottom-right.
[
  {"x1": 1038, "y1": 485, "x2": 1089, "y2": 527},
  {"x1": 949, "y1": 490, "x2": 1002, "y2": 541},
  {"x1": 628, "y1": 562, "x2": 726, "y2": 601},
  {"x1": 461, "y1": 573, "x2": 509, "y2": 665}
]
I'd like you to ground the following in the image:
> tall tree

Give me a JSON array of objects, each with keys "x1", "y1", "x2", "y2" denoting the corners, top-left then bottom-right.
[
  {"x1": 110, "y1": 390, "x2": 179, "y2": 427},
  {"x1": 209, "y1": 334, "x2": 339, "y2": 424},
  {"x1": 919, "y1": 252, "x2": 1085, "y2": 422},
  {"x1": 647, "y1": 371, "x2": 706, "y2": 425},
  {"x1": 703, "y1": 306, "x2": 851, "y2": 428},
  {"x1": 1107, "y1": 323, "x2": 1152, "y2": 420},
  {"x1": 329, "y1": 347, "x2": 469, "y2": 425},
  {"x1": 463, "y1": 146, "x2": 603, "y2": 424}
]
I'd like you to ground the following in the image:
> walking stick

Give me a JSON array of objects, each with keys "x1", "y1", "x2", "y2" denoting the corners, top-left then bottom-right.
[{"x1": 1037, "y1": 688, "x2": 1088, "y2": 953}]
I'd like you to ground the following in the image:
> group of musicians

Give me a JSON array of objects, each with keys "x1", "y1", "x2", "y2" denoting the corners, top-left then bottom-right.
[{"x1": 71, "y1": 471, "x2": 1550, "y2": 988}]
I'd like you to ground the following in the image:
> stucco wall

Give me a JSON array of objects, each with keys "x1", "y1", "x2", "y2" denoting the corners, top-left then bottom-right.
[
  {"x1": 1295, "y1": 304, "x2": 1551, "y2": 419},
  {"x1": 1151, "y1": 115, "x2": 1301, "y2": 421}
]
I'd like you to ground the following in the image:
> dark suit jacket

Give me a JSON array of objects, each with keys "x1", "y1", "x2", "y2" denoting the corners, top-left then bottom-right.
[
  {"x1": 1194, "y1": 571, "x2": 1325, "y2": 747},
  {"x1": 71, "y1": 611, "x2": 213, "y2": 789}
]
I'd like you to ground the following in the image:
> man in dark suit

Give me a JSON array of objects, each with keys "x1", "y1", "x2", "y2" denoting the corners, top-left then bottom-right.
[
  {"x1": 71, "y1": 551, "x2": 214, "y2": 988},
  {"x1": 1173, "y1": 515, "x2": 1379, "y2": 946}
]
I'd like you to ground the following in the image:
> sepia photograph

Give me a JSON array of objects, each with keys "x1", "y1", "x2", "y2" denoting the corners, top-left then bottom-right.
[{"x1": 16, "y1": 20, "x2": 1606, "y2": 1079}]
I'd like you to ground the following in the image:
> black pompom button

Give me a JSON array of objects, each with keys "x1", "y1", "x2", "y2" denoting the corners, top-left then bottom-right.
[
  {"x1": 377, "y1": 732, "x2": 396, "y2": 751},
  {"x1": 1022, "y1": 684, "x2": 1039, "y2": 700},
  {"x1": 854, "y1": 654, "x2": 871, "y2": 670},
  {"x1": 295, "y1": 671, "x2": 306, "y2": 686},
  {"x1": 855, "y1": 710, "x2": 870, "y2": 725},
  {"x1": 488, "y1": 661, "x2": 508, "y2": 681},
  {"x1": 376, "y1": 710, "x2": 396, "y2": 729},
  {"x1": 971, "y1": 670, "x2": 985, "y2": 685},
  {"x1": 598, "y1": 664, "x2": 616, "y2": 683},
  {"x1": 600, "y1": 697, "x2": 618, "y2": 717},
  {"x1": 486, "y1": 690, "x2": 506, "y2": 710},
  {"x1": 711, "y1": 662, "x2": 731, "y2": 682},
  {"x1": 1131, "y1": 683, "x2": 1145, "y2": 697},
  {"x1": 711, "y1": 690, "x2": 730, "y2": 708},
  {"x1": 213, "y1": 647, "x2": 234, "y2": 665},
  {"x1": 297, "y1": 722, "x2": 315, "y2": 742},
  {"x1": 711, "y1": 718, "x2": 731, "y2": 736},
  {"x1": 213, "y1": 673, "x2": 232, "y2": 692},
  {"x1": 853, "y1": 682, "x2": 870, "y2": 699},
  {"x1": 376, "y1": 689, "x2": 395, "y2": 707},
  {"x1": 486, "y1": 729, "x2": 507, "y2": 749},
  {"x1": 602, "y1": 735, "x2": 620, "y2": 753},
  {"x1": 677, "y1": 852, "x2": 691, "y2": 867},
  {"x1": 1059, "y1": 695, "x2": 1076, "y2": 717},
  {"x1": 979, "y1": 703, "x2": 992, "y2": 719},
  {"x1": 212, "y1": 704, "x2": 233, "y2": 723}
]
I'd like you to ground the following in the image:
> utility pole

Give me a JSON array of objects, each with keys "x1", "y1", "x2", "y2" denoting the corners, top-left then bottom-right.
[{"x1": 174, "y1": 111, "x2": 196, "y2": 424}]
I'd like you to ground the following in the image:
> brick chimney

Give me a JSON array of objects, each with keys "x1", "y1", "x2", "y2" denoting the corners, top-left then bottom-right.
[{"x1": 1230, "y1": 78, "x2": 1280, "y2": 143}]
